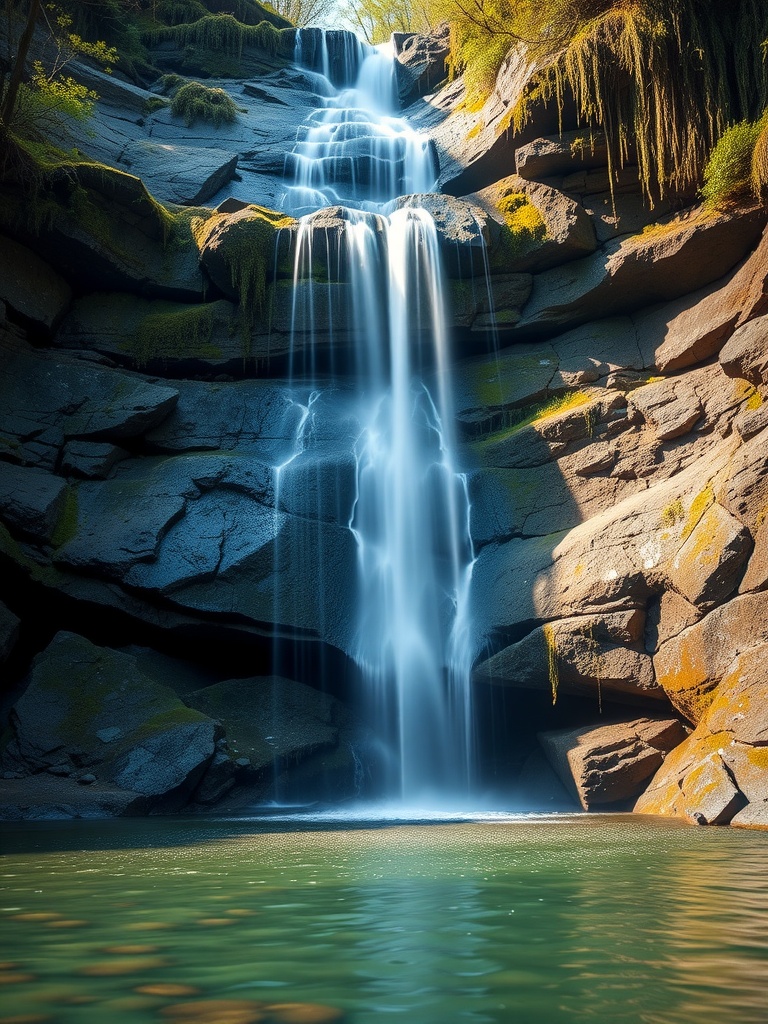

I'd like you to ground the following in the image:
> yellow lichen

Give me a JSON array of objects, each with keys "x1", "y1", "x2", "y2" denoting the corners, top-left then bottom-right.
[
  {"x1": 543, "y1": 623, "x2": 559, "y2": 706},
  {"x1": 681, "y1": 485, "x2": 715, "y2": 541}
]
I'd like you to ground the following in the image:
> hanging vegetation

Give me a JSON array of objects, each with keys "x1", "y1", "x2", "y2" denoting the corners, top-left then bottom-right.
[
  {"x1": 433, "y1": 0, "x2": 768, "y2": 204},
  {"x1": 144, "y1": 13, "x2": 292, "y2": 59}
]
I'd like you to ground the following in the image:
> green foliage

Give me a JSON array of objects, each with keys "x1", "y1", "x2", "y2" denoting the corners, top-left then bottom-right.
[
  {"x1": 143, "y1": 96, "x2": 170, "y2": 114},
  {"x1": 170, "y1": 80, "x2": 239, "y2": 126},
  {"x1": 701, "y1": 117, "x2": 763, "y2": 208},
  {"x1": 337, "y1": 0, "x2": 432, "y2": 44}
]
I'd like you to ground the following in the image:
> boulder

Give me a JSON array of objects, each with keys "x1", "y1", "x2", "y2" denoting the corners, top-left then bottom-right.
[
  {"x1": 635, "y1": 644, "x2": 767, "y2": 825},
  {"x1": 396, "y1": 23, "x2": 450, "y2": 105},
  {"x1": 185, "y1": 676, "x2": 363, "y2": 802},
  {"x1": 472, "y1": 610, "x2": 664, "y2": 705},
  {"x1": 548, "y1": 318, "x2": 643, "y2": 388},
  {"x1": 1, "y1": 632, "x2": 219, "y2": 811},
  {"x1": 0, "y1": 234, "x2": 72, "y2": 331},
  {"x1": 117, "y1": 141, "x2": 239, "y2": 206},
  {"x1": 539, "y1": 717, "x2": 687, "y2": 809},
  {"x1": 471, "y1": 174, "x2": 597, "y2": 273},
  {"x1": 0, "y1": 464, "x2": 68, "y2": 544},
  {"x1": 514, "y1": 206, "x2": 767, "y2": 338},
  {"x1": 0, "y1": 600, "x2": 20, "y2": 664},
  {"x1": 0, "y1": 776, "x2": 148, "y2": 820},
  {"x1": 653, "y1": 592, "x2": 768, "y2": 724},
  {"x1": 196, "y1": 204, "x2": 295, "y2": 305},
  {"x1": 515, "y1": 130, "x2": 610, "y2": 181},
  {"x1": 719, "y1": 315, "x2": 768, "y2": 388},
  {"x1": 394, "y1": 194, "x2": 490, "y2": 276}
]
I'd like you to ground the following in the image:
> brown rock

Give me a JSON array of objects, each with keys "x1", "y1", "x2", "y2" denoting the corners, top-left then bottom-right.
[
  {"x1": 644, "y1": 591, "x2": 702, "y2": 653},
  {"x1": 730, "y1": 802, "x2": 768, "y2": 830},
  {"x1": 679, "y1": 754, "x2": 745, "y2": 824},
  {"x1": 717, "y1": 426, "x2": 768, "y2": 534},
  {"x1": 265, "y1": 1004, "x2": 345, "y2": 1024},
  {"x1": 473, "y1": 611, "x2": 662, "y2": 705},
  {"x1": 653, "y1": 592, "x2": 768, "y2": 723},
  {"x1": 636, "y1": 645, "x2": 767, "y2": 826},
  {"x1": 515, "y1": 130, "x2": 609, "y2": 180},
  {"x1": 538, "y1": 717, "x2": 687, "y2": 809},
  {"x1": 719, "y1": 314, "x2": 768, "y2": 388},
  {"x1": 629, "y1": 376, "x2": 702, "y2": 440},
  {"x1": 471, "y1": 173, "x2": 597, "y2": 272},
  {"x1": 739, "y1": 519, "x2": 768, "y2": 594},
  {"x1": 161, "y1": 1000, "x2": 266, "y2": 1023},
  {"x1": 668, "y1": 503, "x2": 752, "y2": 609},
  {"x1": 637, "y1": 226, "x2": 768, "y2": 372},
  {"x1": 515, "y1": 205, "x2": 767, "y2": 337}
]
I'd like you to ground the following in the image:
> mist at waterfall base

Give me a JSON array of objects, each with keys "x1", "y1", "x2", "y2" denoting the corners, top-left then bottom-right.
[{"x1": 269, "y1": 30, "x2": 479, "y2": 809}]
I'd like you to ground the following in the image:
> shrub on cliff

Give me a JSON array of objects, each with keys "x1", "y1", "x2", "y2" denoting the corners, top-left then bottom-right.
[
  {"x1": 170, "y1": 81, "x2": 240, "y2": 126},
  {"x1": 701, "y1": 114, "x2": 768, "y2": 209}
]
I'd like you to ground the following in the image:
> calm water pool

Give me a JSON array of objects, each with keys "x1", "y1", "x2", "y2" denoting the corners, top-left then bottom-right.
[{"x1": 1, "y1": 812, "x2": 766, "y2": 1023}]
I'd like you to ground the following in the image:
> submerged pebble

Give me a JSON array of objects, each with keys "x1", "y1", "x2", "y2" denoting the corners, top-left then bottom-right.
[
  {"x1": 160, "y1": 999, "x2": 266, "y2": 1023},
  {"x1": 80, "y1": 956, "x2": 172, "y2": 976},
  {"x1": 265, "y1": 1004, "x2": 345, "y2": 1024},
  {"x1": 136, "y1": 984, "x2": 201, "y2": 997},
  {"x1": 103, "y1": 944, "x2": 161, "y2": 955},
  {"x1": 0, "y1": 974, "x2": 35, "y2": 986}
]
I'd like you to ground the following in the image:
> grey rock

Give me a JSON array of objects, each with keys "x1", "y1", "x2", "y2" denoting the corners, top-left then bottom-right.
[
  {"x1": 2, "y1": 632, "x2": 218, "y2": 808},
  {"x1": 0, "y1": 463, "x2": 68, "y2": 543},
  {"x1": 395, "y1": 24, "x2": 450, "y2": 104},
  {"x1": 117, "y1": 141, "x2": 239, "y2": 206},
  {"x1": 61, "y1": 441, "x2": 129, "y2": 480},
  {"x1": 471, "y1": 174, "x2": 597, "y2": 273},
  {"x1": 0, "y1": 234, "x2": 72, "y2": 331}
]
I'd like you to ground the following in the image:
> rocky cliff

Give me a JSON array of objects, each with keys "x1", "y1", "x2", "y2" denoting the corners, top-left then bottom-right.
[{"x1": 0, "y1": 24, "x2": 766, "y2": 825}]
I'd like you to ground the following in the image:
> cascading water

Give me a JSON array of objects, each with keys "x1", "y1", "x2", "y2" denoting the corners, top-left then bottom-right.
[{"x1": 278, "y1": 30, "x2": 475, "y2": 803}]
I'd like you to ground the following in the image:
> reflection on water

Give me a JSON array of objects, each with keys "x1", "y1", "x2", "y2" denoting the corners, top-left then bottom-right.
[{"x1": 1, "y1": 815, "x2": 766, "y2": 1023}]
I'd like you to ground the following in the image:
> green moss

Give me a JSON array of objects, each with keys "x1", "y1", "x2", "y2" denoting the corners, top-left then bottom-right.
[
  {"x1": 143, "y1": 96, "x2": 170, "y2": 115},
  {"x1": 490, "y1": 192, "x2": 547, "y2": 270},
  {"x1": 51, "y1": 486, "x2": 79, "y2": 550},
  {"x1": 131, "y1": 705, "x2": 208, "y2": 743},
  {"x1": 126, "y1": 304, "x2": 223, "y2": 367},
  {"x1": 170, "y1": 81, "x2": 240, "y2": 127},
  {"x1": 660, "y1": 499, "x2": 685, "y2": 529},
  {"x1": 193, "y1": 205, "x2": 295, "y2": 354}
]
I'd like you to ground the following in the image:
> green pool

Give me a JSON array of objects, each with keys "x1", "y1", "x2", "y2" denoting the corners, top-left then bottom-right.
[{"x1": 1, "y1": 813, "x2": 766, "y2": 1023}]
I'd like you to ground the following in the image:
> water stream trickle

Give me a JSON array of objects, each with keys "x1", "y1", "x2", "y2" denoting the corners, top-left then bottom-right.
[{"x1": 279, "y1": 29, "x2": 476, "y2": 802}]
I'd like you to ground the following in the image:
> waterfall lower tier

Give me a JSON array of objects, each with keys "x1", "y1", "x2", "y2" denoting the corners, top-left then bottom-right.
[{"x1": 276, "y1": 29, "x2": 476, "y2": 803}]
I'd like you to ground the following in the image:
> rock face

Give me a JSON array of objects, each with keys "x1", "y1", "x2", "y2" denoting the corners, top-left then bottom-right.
[{"x1": 1, "y1": 22, "x2": 767, "y2": 824}]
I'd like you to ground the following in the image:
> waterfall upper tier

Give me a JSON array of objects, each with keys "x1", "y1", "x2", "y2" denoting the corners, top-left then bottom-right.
[{"x1": 281, "y1": 29, "x2": 437, "y2": 216}]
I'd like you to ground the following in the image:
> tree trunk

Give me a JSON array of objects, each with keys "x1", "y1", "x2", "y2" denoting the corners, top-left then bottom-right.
[{"x1": 1, "y1": 0, "x2": 41, "y2": 130}]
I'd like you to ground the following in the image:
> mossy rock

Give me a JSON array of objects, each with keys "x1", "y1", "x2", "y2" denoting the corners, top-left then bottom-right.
[{"x1": 3, "y1": 632, "x2": 219, "y2": 805}]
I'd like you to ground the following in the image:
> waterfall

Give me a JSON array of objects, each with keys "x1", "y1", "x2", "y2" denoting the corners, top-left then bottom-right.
[{"x1": 280, "y1": 30, "x2": 475, "y2": 803}]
